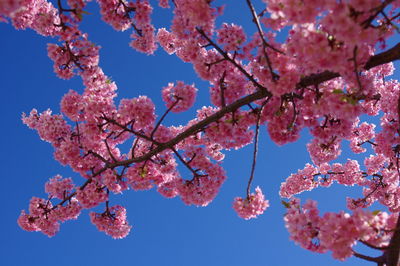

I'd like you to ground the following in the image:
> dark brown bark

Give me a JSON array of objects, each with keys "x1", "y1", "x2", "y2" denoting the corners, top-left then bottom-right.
[
  {"x1": 297, "y1": 42, "x2": 400, "y2": 89},
  {"x1": 384, "y1": 215, "x2": 400, "y2": 265}
]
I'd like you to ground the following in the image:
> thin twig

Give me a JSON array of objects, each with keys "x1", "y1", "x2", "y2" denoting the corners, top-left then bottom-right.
[
  {"x1": 219, "y1": 71, "x2": 227, "y2": 107},
  {"x1": 361, "y1": 0, "x2": 395, "y2": 28},
  {"x1": 246, "y1": 101, "x2": 268, "y2": 197},
  {"x1": 102, "y1": 116, "x2": 160, "y2": 145},
  {"x1": 352, "y1": 46, "x2": 364, "y2": 93},
  {"x1": 151, "y1": 97, "x2": 181, "y2": 139},
  {"x1": 196, "y1": 27, "x2": 271, "y2": 93},
  {"x1": 245, "y1": 0, "x2": 281, "y2": 81},
  {"x1": 245, "y1": 0, "x2": 284, "y2": 55},
  {"x1": 171, "y1": 147, "x2": 205, "y2": 177}
]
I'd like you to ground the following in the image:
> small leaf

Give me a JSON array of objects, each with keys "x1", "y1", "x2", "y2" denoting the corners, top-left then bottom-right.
[
  {"x1": 281, "y1": 200, "x2": 291, "y2": 208},
  {"x1": 372, "y1": 210, "x2": 381, "y2": 216},
  {"x1": 341, "y1": 95, "x2": 358, "y2": 105},
  {"x1": 140, "y1": 167, "x2": 147, "y2": 178},
  {"x1": 348, "y1": 97, "x2": 358, "y2": 105},
  {"x1": 332, "y1": 89, "x2": 343, "y2": 94}
]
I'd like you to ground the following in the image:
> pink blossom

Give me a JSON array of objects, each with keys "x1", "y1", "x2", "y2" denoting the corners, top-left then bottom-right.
[
  {"x1": 102, "y1": 169, "x2": 128, "y2": 194},
  {"x1": 126, "y1": 163, "x2": 154, "y2": 191},
  {"x1": 171, "y1": 0, "x2": 217, "y2": 38},
  {"x1": 217, "y1": 23, "x2": 246, "y2": 51},
  {"x1": 90, "y1": 205, "x2": 132, "y2": 239},
  {"x1": 233, "y1": 187, "x2": 269, "y2": 220},
  {"x1": 130, "y1": 24, "x2": 157, "y2": 54},
  {"x1": 158, "y1": 0, "x2": 169, "y2": 8},
  {"x1": 97, "y1": 0, "x2": 132, "y2": 31},
  {"x1": 280, "y1": 164, "x2": 318, "y2": 198},
  {"x1": 22, "y1": 109, "x2": 70, "y2": 146},
  {"x1": 118, "y1": 95, "x2": 156, "y2": 130},
  {"x1": 284, "y1": 199, "x2": 395, "y2": 260},
  {"x1": 17, "y1": 197, "x2": 60, "y2": 237},
  {"x1": 307, "y1": 137, "x2": 342, "y2": 165},
  {"x1": 55, "y1": 200, "x2": 82, "y2": 222},
  {"x1": 132, "y1": 0, "x2": 152, "y2": 27},
  {"x1": 45, "y1": 175, "x2": 75, "y2": 199},
  {"x1": 61, "y1": 90, "x2": 84, "y2": 121},
  {"x1": 162, "y1": 81, "x2": 197, "y2": 112},
  {"x1": 9, "y1": 0, "x2": 400, "y2": 257},
  {"x1": 75, "y1": 181, "x2": 108, "y2": 208},
  {"x1": 156, "y1": 28, "x2": 178, "y2": 54}
]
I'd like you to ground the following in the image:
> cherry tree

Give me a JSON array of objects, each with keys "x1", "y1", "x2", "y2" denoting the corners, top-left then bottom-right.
[{"x1": 2, "y1": 0, "x2": 400, "y2": 264}]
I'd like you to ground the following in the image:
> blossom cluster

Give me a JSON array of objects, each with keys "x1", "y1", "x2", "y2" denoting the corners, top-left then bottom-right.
[
  {"x1": 17, "y1": 176, "x2": 83, "y2": 237},
  {"x1": 284, "y1": 198, "x2": 397, "y2": 260},
  {"x1": 6, "y1": 1, "x2": 400, "y2": 261},
  {"x1": 162, "y1": 81, "x2": 198, "y2": 112},
  {"x1": 233, "y1": 187, "x2": 269, "y2": 220},
  {"x1": 90, "y1": 205, "x2": 132, "y2": 239}
]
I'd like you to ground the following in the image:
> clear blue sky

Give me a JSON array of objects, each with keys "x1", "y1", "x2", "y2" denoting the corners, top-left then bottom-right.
[{"x1": 0, "y1": 1, "x2": 397, "y2": 266}]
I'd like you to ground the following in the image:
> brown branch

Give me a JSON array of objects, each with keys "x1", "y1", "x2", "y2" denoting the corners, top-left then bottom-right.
[
  {"x1": 246, "y1": 101, "x2": 268, "y2": 197},
  {"x1": 352, "y1": 251, "x2": 384, "y2": 263},
  {"x1": 383, "y1": 214, "x2": 400, "y2": 265},
  {"x1": 219, "y1": 71, "x2": 227, "y2": 107},
  {"x1": 245, "y1": 0, "x2": 284, "y2": 55},
  {"x1": 93, "y1": 89, "x2": 270, "y2": 175},
  {"x1": 297, "y1": 42, "x2": 400, "y2": 89},
  {"x1": 381, "y1": 11, "x2": 400, "y2": 33},
  {"x1": 170, "y1": 147, "x2": 205, "y2": 178},
  {"x1": 364, "y1": 42, "x2": 400, "y2": 70},
  {"x1": 102, "y1": 116, "x2": 160, "y2": 145},
  {"x1": 151, "y1": 97, "x2": 181, "y2": 139},
  {"x1": 245, "y1": 0, "x2": 280, "y2": 82},
  {"x1": 57, "y1": 0, "x2": 76, "y2": 15},
  {"x1": 87, "y1": 150, "x2": 109, "y2": 165},
  {"x1": 131, "y1": 137, "x2": 139, "y2": 159},
  {"x1": 360, "y1": 240, "x2": 388, "y2": 251},
  {"x1": 64, "y1": 42, "x2": 85, "y2": 71},
  {"x1": 104, "y1": 139, "x2": 117, "y2": 162},
  {"x1": 196, "y1": 27, "x2": 271, "y2": 93},
  {"x1": 91, "y1": 43, "x2": 400, "y2": 176},
  {"x1": 352, "y1": 46, "x2": 363, "y2": 92},
  {"x1": 51, "y1": 178, "x2": 92, "y2": 210},
  {"x1": 286, "y1": 94, "x2": 298, "y2": 130},
  {"x1": 361, "y1": 0, "x2": 395, "y2": 28}
]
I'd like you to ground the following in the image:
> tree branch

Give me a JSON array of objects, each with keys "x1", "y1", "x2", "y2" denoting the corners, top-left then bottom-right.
[
  {"x1": 150, "y1": 97, "x2": 181, "y2": 139},
  {"x1": 99, "y1": 89, "x2": 271, "y2": 171},
  {"x1": 384, "y1": 213, "x2": 400, "y2": 265},
  {"x1": 360, "y1": 240, "x2": 388, "y2": 251},
  {"x1": 297, "y1": 42, "x2": 400, "y2": 89},
  {"x1": 245, "y1": 0, "x2": 281, "y2": 81},
  {"x1": 91, "y1": 43, "x2": 400, "y2": 176},
  {"x1": 196, "y1": 27, "x2": 271, "y2": 93},
  {"x1": 170, "y1": 147, "x2": 206, "y2": 178},
  {"x1": 353, "y1": 251, "x2": 384, "y2": 263},
  {"x1": 246, "y1": 102, "x2": 267, "y2": 197}
]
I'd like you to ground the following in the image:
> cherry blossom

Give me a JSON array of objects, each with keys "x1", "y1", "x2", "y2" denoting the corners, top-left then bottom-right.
[
  {"x1": 90, "y1": 205, "x2": 131, "y2": 239},
  {"x1": 162, "y1": 81, "x2": 197, "y2": 112},
  {"x1": 7, "y1": 0, "x2": 400, "y2": 264},
  {"x1": 233, "y1": 187, "x2": 269, "y2": 220}
]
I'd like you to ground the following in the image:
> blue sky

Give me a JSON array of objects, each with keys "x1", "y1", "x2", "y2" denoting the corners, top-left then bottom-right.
[{"x1": 0, "y1": 1, "x2": 398, "y2": 266}]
